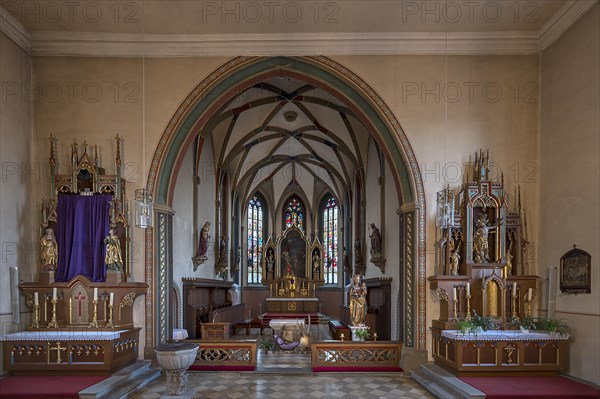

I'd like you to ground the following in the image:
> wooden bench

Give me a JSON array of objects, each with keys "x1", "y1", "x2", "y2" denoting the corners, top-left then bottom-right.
[{"x1": 329, "y1": 320, "x2": 351, "y2": 341}]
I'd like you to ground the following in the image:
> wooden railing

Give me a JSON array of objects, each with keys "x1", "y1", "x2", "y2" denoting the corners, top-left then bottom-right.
[
  {"x1": 189, "y1": 340, "x2": 257, "y2": 370},
  {"x1": 311, "y1": 340, "x2": 403, "y2": 371}
]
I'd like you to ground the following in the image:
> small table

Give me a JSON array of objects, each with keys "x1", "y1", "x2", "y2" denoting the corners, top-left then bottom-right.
[{"x1": 173, "y1": 328, "x2": 189, "y2": 341}]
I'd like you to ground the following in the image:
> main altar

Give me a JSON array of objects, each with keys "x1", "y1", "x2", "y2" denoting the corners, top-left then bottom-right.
[
  {"x1": 2, "y1": 136, "x2": 147, "y2": 375},
  {"x1": 262, "y1": 224, "x2": 325, "y2": 314}
]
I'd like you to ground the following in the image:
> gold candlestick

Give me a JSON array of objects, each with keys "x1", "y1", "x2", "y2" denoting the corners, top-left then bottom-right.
[
  {"x1": 340, "y1": 333, "x2": 345, "y2": 341},
  {"x1": 511, "y1": 294, "x2": 518, "y2": 321},
  {"x1": 465, "y1": 295, "x2": 472, "y2": 321},
  {"x1": 47, "y1": 299, "x2": 59, "y2": 328},
  {"x1": 373, "y1": 332, "x2": 378, "y2": 341},
  {"x1": 105, "y1": 304, "x2": 115, "y2": 328},
  {"x1": 89, "y1": 299, "x2": 99, "y2": 328},
  {"x1": 453, "y1": 298, "x2": 458, "y2": 320},
  {"x1": 31, "y1": 304, "x2": 40, "y2": 329}
]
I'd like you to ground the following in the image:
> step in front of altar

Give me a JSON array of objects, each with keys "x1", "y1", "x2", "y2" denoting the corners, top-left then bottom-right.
[
  {"x1": 79, "y1": 360, "x2": 161, "y2": 399},
  {"x1": 2, "y1": 328, "x2": 140, "y2": 374}
]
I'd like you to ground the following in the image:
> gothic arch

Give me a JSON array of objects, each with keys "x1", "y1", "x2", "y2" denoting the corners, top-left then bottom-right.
[{"x1": 145, "y1": 56, "x2": 427, "y2": 351}]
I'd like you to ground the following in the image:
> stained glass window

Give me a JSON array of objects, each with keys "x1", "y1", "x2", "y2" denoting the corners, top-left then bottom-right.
[
  {"x1": 322, "y1": 196, "x2": 339, "y2": 284},
  {"x1": 284, "y1": 195, "x2": 305, "y2": 232},
  {"x1": 247, "y1": 195, "x2": 264, "y2": 284}
]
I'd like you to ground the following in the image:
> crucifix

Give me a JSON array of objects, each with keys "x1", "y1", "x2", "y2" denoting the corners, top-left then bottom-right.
[
  {"x1": 74, "y1": 291, "x2": 86, "y2": 317},
  {"x1": 47, "y1": 341, "x2": 67, "y2": 364}
]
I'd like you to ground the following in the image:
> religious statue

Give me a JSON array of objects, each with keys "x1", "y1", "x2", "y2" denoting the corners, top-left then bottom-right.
[
  {"x1": 369, "y1": 223, "x2": 382, "y2": 257},
  {"x1": 232, "y1": 247, "x2": 241, "y2": 274},
  {"x1": 473, "y1": 214, "x2": 502, "y2": 263},
  {"x1": 449, "y1": 238, "x2": 461, "y2": 276},
  {"x1": 216, "y1": 236, "x2": 228, "y2": 280},
  {"x1": 266, "y1": 249, "x2": 275, "y2": 274},
  {"x1": 505, "y1": 237, "x2": 514, "y2": 277},
  {"x1": 342, "y1": 247, "x2": 351, "y2": 276},
  {"x1": 195, "y1": 221, "x2": 211, "y2": 260},
  {"x1": 349, "y1": 273, "x2": 367, "y2": 326},
  {"x1": 312, "y1": 249, "x2": 321, "y2": 273},
  {"x1": 354, "y1": 238, "x2": 365, "y2": 275},
  {"x1": 104, "y1": 228, "x2": 123, "y2": 271},
  {"x1": 40, "y1": 228, "x2": 58, "y2": 271}
]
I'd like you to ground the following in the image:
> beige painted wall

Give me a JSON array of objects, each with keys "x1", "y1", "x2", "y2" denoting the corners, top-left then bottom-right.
[
  {"x1": 539, "y1": 4, "x2": 599, "y2": 386},
  {"x1": 0, "y1": 32, "x2": 33, "y2": 375}
]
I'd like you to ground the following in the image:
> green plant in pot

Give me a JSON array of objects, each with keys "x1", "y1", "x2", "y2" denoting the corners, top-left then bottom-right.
[
  {"x1": 510, "y1": 316, "x2": 537, "y2": 333},
  {"x1": 456, "y1": 319, "x2": 476, "y2": 335},
  {"x1": 355, "y1": 327, "x2": 370, "y2": 341},
  {"x1": 471, "y1": 310, "x2": 497, "y2": 333},
  {"x1": 258, "y1": 338, "x2": 274, "y2": 353},
  {"x1": 538, "y1": 318, "x2": 569, "y2": 337}
]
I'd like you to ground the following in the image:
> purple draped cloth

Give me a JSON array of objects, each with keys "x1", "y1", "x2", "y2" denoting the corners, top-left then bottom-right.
[{"x1": 55, "y1": 195, "x2": 111, "y2": 282}]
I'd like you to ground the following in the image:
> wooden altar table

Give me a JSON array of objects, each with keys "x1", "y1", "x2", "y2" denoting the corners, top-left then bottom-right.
[
  {"x1": 2, "y1": 328, "x2": 141, "y2": 375},
  {"x1": 266, "y1": 297, "x2": 318, "y2": 313},
  {"x1": 432, "y1": 330, "x2": 569, "y2": 376}
]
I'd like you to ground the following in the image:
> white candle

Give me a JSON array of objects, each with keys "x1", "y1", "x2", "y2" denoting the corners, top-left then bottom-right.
[
  {"x1": 512, "y1": 282, "x2": 517, "y2": 297},
  {"x1": 528, "y1": 288, "x2": 533, "y2": 302},
  {"x1": 453, "y1": 287, "x2": 457, "y2": 301},
  {"x1": 34, "y1": 292, "x2": 39, "y2": 306},
  {"x1": 466, "y1": 283, "x2": 470, "y2": 296},
  {"x1": 52, "y1": 287, "x2": 57, "y2": 300},
  {"x1": 109, "y1": 292, "x2": 114, "y2": 306},
  {"x1": 93, "y1": 288, "x2": 98, "y2": 301}
]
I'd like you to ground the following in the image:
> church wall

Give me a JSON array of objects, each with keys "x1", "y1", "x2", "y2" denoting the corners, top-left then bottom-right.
[
  {"x1": 0, "y1": 32, "x2": 34, "y2": 376},
  {"x1": 539, "y1": 3, "x2": 599, "y2": 385},
  {"x1": 194, "y1": 134, "x2": 217, "y2": 278}
]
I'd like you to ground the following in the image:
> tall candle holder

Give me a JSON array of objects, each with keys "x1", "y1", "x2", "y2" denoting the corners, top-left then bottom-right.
[
  {"x1": 105, "y1": 305, "x2": 115, "y2": 328},
  {"x1": 31, "y1": 304, "x2": 40, "y2": 329},
  {"x1": 465, "y1": 294, "x2": 472, "y2": 321},
  {"x1": 47, "y1": 298, "x2": 59, "y2": 328},
  {"x1": 511, "y1": 293, "x2": 518, "y2": 321},
  {"x1": 89, "y1": 299, "x2": 99, "y2": 328},
  {"x1": 453, "y1": 298, "x2": 458, "y2": 320}
]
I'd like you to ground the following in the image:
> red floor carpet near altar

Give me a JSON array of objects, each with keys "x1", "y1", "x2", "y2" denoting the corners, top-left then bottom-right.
[
  {"x1": 460, "y1": 376, "x2": 600, "y2": 399},
  {"x1": 0, "y1": 375, "x2": 107, "y2": 399}
]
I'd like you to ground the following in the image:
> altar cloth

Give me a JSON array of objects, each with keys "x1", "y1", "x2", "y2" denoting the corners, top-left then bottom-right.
[
  {"x1": 442, "y1": 330, "x2": 569, "y2": 341},
  {"x1": 0, "y1": 329, "x2": 129, "y2": 341}
]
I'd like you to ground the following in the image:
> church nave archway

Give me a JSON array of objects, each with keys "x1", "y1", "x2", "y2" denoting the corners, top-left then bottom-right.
[{"x1": 145, "y1": 56, "x2": 426, "y2": 356}]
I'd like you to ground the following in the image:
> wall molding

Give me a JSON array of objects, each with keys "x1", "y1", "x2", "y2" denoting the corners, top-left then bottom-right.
[
  {"x1": 538, "y1": 0, "x2": 598, "y2": 50},
  {"x1": 2, "y1": 1, "x2": 597, "y2": 57}
]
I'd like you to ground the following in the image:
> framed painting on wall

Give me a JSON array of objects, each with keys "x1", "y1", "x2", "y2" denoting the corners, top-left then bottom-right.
[{"x1": 560, "y1": 245, "x2": 591, "y2": 294}]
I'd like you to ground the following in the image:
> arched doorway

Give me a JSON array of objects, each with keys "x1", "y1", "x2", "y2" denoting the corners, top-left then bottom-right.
[{"x1": 145, "y1": 56, "x2": 426, "y2": 352}]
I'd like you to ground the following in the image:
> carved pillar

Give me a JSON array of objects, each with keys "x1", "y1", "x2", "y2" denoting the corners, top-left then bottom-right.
[{"x1": 156, "y1": 206, "x2": 174, "y2": 345}]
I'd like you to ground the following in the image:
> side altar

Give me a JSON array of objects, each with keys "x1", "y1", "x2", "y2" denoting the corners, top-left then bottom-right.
[
  {"x1": 428, "y1": 150, "x2": 566, "y2": 375},
  {"x1": 2, "y1": 136, "x2": 147, "y2": 375},
  {"x1": 262, "y1": 224, "x2": 325, "y2": 313}
]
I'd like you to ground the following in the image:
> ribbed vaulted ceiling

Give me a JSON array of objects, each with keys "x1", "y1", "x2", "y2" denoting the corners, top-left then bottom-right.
[{"x1": 208, "y1": 76, "x2": 371, "y2": 207}]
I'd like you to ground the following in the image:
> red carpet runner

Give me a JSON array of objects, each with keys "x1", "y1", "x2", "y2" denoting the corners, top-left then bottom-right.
[
  {"x1": 460, "y1": 376, "x2": 600, "y2": 399},
  {"x1": 0, "y1": 375, "x2": 107, "y2": 399}
]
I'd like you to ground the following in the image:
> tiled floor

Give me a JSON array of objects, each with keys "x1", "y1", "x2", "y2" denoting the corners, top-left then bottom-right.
[{"x1": 130, "y1": 372, "x2": 434, "y2": 399}]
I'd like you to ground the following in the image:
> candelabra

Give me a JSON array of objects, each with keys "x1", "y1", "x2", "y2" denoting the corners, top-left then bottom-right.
[
  {"x1": 31, "y1": 304, "x2": 40, "y2": 329},
  {"x1": 465, "y1": 294, "x2": 472, "y2": 321},
  {"x1": 105, "y1": 304, "x2": 115, "y2": 328},
  {"x1": 511, "y1": 294, "x2": 518, "y2": 321},
  {"x1": 89, "y1": 299, "x2": 99, "y2": 328},
  {"x1": 453, "y1": 298, "x2": 458, "y2": 320},
  {"x1": 47, "y1": 298, "x2": 59, "y2": 328}
]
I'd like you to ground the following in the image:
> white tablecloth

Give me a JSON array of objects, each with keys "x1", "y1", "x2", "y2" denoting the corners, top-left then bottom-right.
[
  {"x1": 0, "y1": 330, "x2": 128, "y2": 341},
  {"x1": 173, "y1": 328, "x2": 189, "y2": 341},
  {"x1": 442, "y1": 330, "x2": 569, "y2": 341}
]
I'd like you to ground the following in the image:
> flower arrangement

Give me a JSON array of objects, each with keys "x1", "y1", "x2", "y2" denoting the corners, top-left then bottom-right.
[{"x1": 510, "y1": 316, "x2": 537, "y2": 332}]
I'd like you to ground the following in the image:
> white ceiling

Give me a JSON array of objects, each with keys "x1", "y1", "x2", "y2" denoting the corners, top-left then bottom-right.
[
  {"x1": 211, "y1": 76, "x2": 369, "y2": 207},
  {"x1": 1, "y1": 0, "x2": 597, "y2": 55}
]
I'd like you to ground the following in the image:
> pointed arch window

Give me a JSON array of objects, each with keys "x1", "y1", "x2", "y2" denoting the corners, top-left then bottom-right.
[
  {"x1": 247, "y1": 194, "x2": 265, "y2": 284},
  {"x1": 284, "y1": 195, "x2": 305, "y2": 232},
  {"x1": 321, "y1": 196, "x2": 339, "y2": 284}
]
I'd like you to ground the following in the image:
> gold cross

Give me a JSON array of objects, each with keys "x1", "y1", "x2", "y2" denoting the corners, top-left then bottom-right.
[{"x1": 47, "y1": 341, "x2": 67, "y2": 364}]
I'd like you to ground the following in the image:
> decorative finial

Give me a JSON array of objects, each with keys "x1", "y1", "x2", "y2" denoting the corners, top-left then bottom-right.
[
  {"x1": 115, "y1": 134, "x2": 122, "y2": 167},
  {"x1": 48, "y1": 134, "x2": 57, "y2": 167},
  {"x1": 572, "y1": 244, "x2": 577, "y2": 249}
]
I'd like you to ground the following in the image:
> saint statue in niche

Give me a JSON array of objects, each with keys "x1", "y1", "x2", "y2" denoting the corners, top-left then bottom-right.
[
  {"x1": 342, "y1": 247, "x2": 351, "y2": 276},
  {"x1": 354, "y1": 238, "x2": 364, "y2": 275},
  {"x1": 40, "y1": 228, "x2": 58, "y2": 271},
  {"x1": 449, "y1": 238, "x2": 461, "y2": 276},
  {"x1": 473, "y1": 213, "x2": 502, "y2": 263},
  {"x1": 266, "y1": 248, "x2": 275, "y2": 274},
  {"x1": 104, "y1": 228, "x2": 123, "y2": 271},
  {"x1": 349, "y1": 273, "x2": 367, "y2": 326}
]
